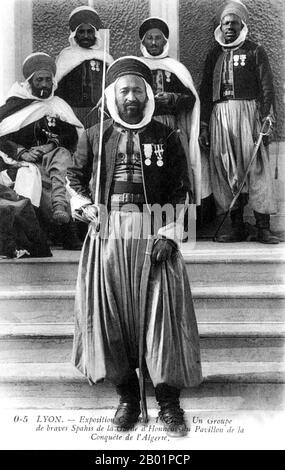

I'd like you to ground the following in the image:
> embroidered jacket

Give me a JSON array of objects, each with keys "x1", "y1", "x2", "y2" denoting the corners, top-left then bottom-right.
[
  {"x1": 150, "y1": 69, "x2": 195, "y2": 117},
  {"x1": 67, "y1": 118, "x2": 191, "y2": 209},
  {"x1": 200, "y1": 39, "x2": 275, "y2": 124},
  {"x1": 0, "y1": 94, "x2": 81, "y2": 159},
  {"x1": 56, "y1": 60, "x2": 105, "y2": 108},
  {"x1": 0, "y1": 116, "x2": 78, "y2": 160}
]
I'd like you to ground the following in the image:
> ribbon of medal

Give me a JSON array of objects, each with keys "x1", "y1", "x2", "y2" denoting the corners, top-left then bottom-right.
[
  {"x1": 154, "y1": 144, "x2": 164, "y2": 167},
  {"x1": 143, "y1": 144, "x2": 153, "y2": 166}
]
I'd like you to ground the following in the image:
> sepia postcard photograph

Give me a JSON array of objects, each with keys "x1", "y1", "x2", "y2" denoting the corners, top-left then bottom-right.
[{"x1": 0, "y1": 0, "x2": 284, "y2": 455}]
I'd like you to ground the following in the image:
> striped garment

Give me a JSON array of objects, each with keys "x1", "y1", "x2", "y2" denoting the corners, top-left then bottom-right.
[
  {"x1": 209, "y1": 99, "x2": 277, "y2": 214},
  {"x1": 113, "y1": 129, "x2": 143, "y2": 184},
  {"x1": 72, "y1": 211, "x2": 202, "y2": 389}
]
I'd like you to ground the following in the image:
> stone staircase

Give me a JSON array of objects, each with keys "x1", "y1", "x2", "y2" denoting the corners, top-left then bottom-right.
[{"x1": 0, "y1": 242, "x2": 284, "y2": 411}]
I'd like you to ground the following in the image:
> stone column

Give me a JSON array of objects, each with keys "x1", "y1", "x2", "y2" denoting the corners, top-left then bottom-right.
[
  {"x1": 0, "y1": 0, "x2": 32, "y2": 104},
  {"x1": 14, "y1": 0, "x2": 33, "y2": 82},
  {"x1": 0, "y1": 0, "x2": 16, "y2": 103}
]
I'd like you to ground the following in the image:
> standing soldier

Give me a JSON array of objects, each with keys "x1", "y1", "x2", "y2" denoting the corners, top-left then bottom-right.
[
  {"x1": 199, "y1": 0, "x2": 279, "y2": 244},
  {"x1": 67, "y1": 57, "x2": 202, "y2": 437},
  {"x1": 55, "y1": 6, "x2": 113, "y2": 126},
  {"x1": 138, "y1": 17, "x2": 212, "y2": 208}
]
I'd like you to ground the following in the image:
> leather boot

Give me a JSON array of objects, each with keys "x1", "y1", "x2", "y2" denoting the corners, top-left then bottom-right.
[
  {"x1": 254, "y1": 212, "x2": 279, "y2": 244},
  {"x1": 215, "y1": 207, "x2": 247, "y2": 242},
  {"x1": 52, "y1": 204, "x2": 70, "y2": 225},
  {"x1": 61, "y1": 220, "x2": 83, "y2": 250},
  {"x1": 155, "y1": 384, "x2": 188, "y2": 437},
  {"x1": 113, "y1": 372, "x2": 141, "y2": 430}
]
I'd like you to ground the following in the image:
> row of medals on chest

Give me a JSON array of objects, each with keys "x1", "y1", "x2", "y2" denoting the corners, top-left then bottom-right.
[
  {"x1": 233, "y1": 54, "x2": 246, "y2": 66},
  {"x1": 119, "y1": 144, "x2": 165, "y2": 167},
  {"x1": 45, "y1": 116, "x2": 165, "y2": 166},
  {"x1": 87, "y1": 62, "x2": 172, "y2": 76},
  {"x1": 144, "y1": 143, "x2": 164, "y2": 166},
  {"x1": 89, "y1": 60, "x2": 101, "y2": 71},
  {"x1": 144, "y1": 70, "x2": 169, "y2": 167}
]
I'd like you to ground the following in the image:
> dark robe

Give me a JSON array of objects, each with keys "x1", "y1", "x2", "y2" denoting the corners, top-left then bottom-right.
[
  {"x1": 151, "y1": 69, "x2": 195, "y2": 117},
  {"x1": 56, "y1": 59, "x2": 107, "y2": 125},
  {"x1": 0, "y1": 95, "x2": 78, "y2": 155},
  {"x1": 0, "y1": 184, "x2": 51, "y2": 258}
]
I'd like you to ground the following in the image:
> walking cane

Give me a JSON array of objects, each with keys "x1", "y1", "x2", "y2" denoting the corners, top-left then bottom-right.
[
  {"x1": 213, "y1": 115, "x2": 273, "y2": 241},
  {"x1": 95, "y1": 29, "x2": 107, "y2": 207},
  {"x1": 83, "y1": 30, "x2": 107, "y2": 233}
]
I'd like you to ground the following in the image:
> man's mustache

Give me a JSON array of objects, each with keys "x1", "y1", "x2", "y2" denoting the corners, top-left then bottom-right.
[{"x1": 125, "y1": 101, "x2": 139, "y2": 107}]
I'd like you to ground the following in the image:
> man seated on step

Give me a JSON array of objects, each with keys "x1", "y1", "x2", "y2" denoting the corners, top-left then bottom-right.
[
  {"x1": 0, "y1": 154, "x2": 51, "y2": 259},
  {"x1": 0, "y1": 52, "x2": 84, "y2": 250}
]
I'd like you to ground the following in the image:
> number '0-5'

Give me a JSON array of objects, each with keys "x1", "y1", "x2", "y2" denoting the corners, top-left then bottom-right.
[{"x1": 14, "y1": 416, "x2": 28, "y2": 423}]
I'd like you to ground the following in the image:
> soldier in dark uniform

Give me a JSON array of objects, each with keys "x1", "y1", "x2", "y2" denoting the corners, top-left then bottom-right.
[
  {"x1": 199, "y1": 1, "x2": 279, "y2": 244},
  {"x1": 67, "y1": 57, "x2": 202, "y2": 438},
  {"x1": 139, "y1": 17, "x2": 213, "y2": 229},
  {"x1": 55, "y1": 6, "x2": 113, "y2": 126}
]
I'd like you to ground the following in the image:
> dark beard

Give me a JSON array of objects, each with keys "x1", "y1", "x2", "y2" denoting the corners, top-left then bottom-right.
[
  {"x1": 75, "y1": 37, "x2": 96, "y2": 48},
  {"x1": 121, "y1": 104, "x2": 144, "y2": 124},
  {"x1": 115, "y1": 92, "x2": 148, "y2": 124}
]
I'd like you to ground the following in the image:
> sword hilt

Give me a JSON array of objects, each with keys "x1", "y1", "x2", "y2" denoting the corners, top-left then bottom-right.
[{"x1": 260, "y1": 115, "x2": 274, "y2": 136}]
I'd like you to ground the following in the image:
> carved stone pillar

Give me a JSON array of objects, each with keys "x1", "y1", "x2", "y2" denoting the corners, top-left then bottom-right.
[{"x1": 0, "y1": 0, "x2": 32, "y2": 103}]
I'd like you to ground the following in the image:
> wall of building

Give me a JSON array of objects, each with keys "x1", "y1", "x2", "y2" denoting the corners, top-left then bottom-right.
[
  {"x1": 32, "y1": 0, "x2": 149, "y2": 59},
  {"x1": 179, "y1": 0, "x2": 285, "y2": 138}
]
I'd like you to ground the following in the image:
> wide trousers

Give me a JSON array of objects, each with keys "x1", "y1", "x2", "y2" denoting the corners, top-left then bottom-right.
[
  {"x1": 72, "y1": 209, "x2": 202, "y2": 389},
  {"x1": 209, "y1": 100, "x2": 277, "y2": 214}
]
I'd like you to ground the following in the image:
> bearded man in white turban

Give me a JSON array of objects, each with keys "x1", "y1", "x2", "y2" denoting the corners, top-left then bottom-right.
[
  {"x1": 0, "y1": 53, "x2": 83, "y2": 249},
  {"x1": 67, "y1": 57, "x2": 202, "y2": 438}
]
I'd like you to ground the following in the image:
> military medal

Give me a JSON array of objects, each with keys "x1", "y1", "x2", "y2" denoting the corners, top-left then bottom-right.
[
  {"x1": 154, "y1": 144, "x2": 164, "y2": 167},
  {"x1": 90, "y1": 60, "x2": 100, "y2": 71},
  {"x1": 240, "y1": 54, "x2": 246, "y2": 66},
  {"x1": 165, "y1": 71, "x2": 171, "y2": 83},
  {"x1": 143, "y1": 144, "x2": 153, "y2": 166},
  {"x1": 47, "y1": 115, "x2": 56, "y2": 127},
  {"x1": 233, "y1": 54, "x2": 239, "y2": 67}
]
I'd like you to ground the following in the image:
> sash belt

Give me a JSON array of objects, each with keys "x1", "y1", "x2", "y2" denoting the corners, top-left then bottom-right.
[
  {"x1": 110, "y1": 193, "x2": 145, "y2": 204},
  {"x1": 111, "y1": 181, "x2": 144, "y2": 194}
]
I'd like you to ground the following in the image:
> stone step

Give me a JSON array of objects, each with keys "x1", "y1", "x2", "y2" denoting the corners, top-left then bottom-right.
[
  {"x1": 0, "y1": 242, "x2": 284, "y2": 286},
  {"x1": 183, "y1": 243, "x2": 285, "y2": 285},
  {"x1": 0, "y1": 284, "x2": 284, "y2": 323},
  {"x1": 0, "y1": 362, "x2": 284, "y2": 410},
  {"x1": 0, "y1": 322, "x2": 284, "y2": 363}
]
